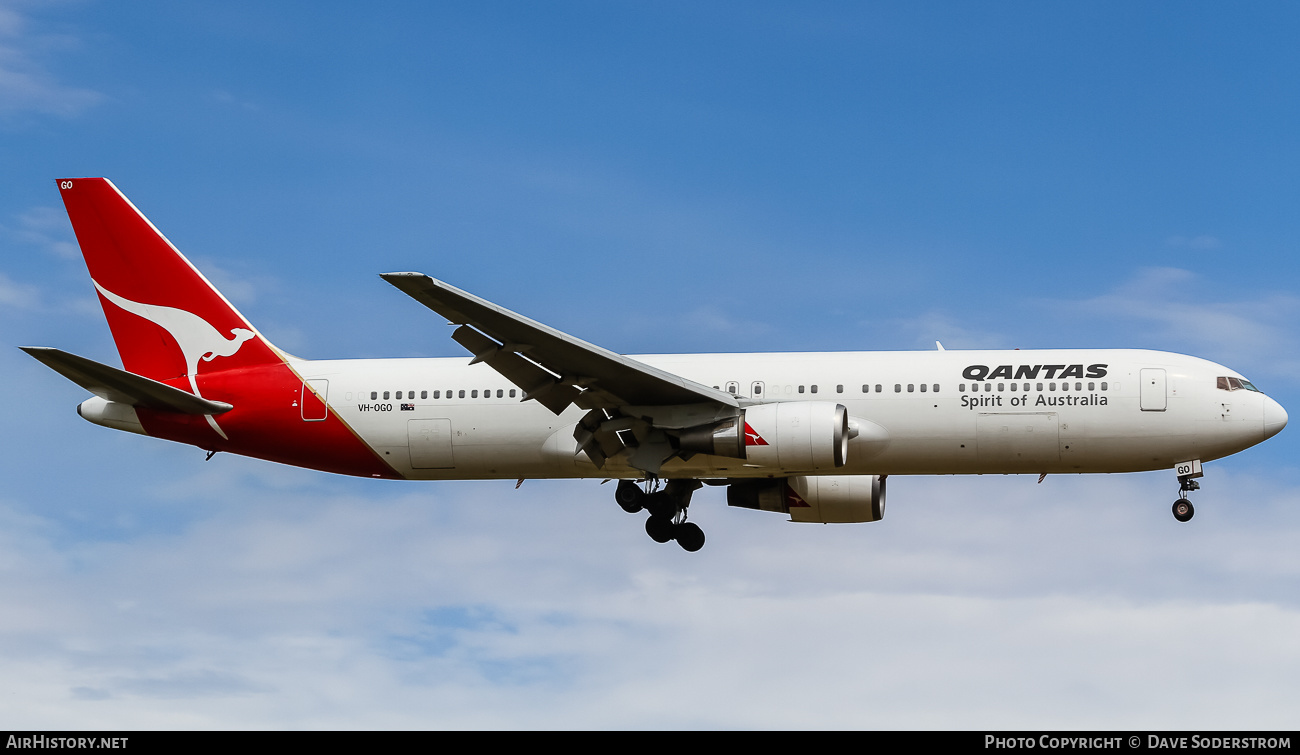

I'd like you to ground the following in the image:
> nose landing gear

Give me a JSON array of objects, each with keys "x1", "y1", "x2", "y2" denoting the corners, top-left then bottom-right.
[
  {"x1": 1172, "y1": 460, "x2": 1203, "y2": 523},
  {"x1": 614, "y1": 478, "x2": 706, "y2": 551}
]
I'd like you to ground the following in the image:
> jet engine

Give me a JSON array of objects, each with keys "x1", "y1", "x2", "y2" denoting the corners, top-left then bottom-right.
[
  {"x1": 727, "y1": 474, "x2": 886, "y2": 523},
  {"x1": 743, "y1": 401, "x2": 849, "y2": 470},
  {"x1": 677, "y1": 401, "x2": 850, "y2": 470}
]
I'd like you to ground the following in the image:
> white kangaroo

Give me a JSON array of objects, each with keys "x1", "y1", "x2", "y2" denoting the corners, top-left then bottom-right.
[{"x1": 93, "y1": 280, "x2": 255, "y2": 439}]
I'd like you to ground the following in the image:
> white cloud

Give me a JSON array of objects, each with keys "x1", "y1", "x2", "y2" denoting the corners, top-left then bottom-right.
[
  {"x1": 0, "y1": 270, "x2": 39, "y2": 309},
  {"x1": 1165, "y1": 235, "x2": 1222, "y2": 250},
  {"x1": 211, "y1": 89, "x2": 259, "y2": 112},
  {"x1": 0, "y1": 3, "x2": 101, "y2": 118},
  {"x1": 7, "y1": 205, "x2": 79, "y2": 259},
  {"x1": 1064, "y1": 267, "x2": 1300, "y2": 381},
  {"x1": 877, "y1": 309, "x2": 1010, "y2": 350},
  {"x1": 189, "y1": 257, "x2": 267, "y2": 306},
  {"x1": 0, "y1": 466, "x2": 1298, "y2": 728}
]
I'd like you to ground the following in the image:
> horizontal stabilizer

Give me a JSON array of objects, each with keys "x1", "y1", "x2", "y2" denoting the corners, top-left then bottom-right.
[{"x1": 20, "y1": 347, "x2": 233, "y2": 415}]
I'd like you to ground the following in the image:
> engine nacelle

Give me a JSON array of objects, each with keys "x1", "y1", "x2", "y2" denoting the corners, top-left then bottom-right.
[
  {"x1": 727, "y1": 474, "x2": 886, "y2": 523},
  {"x1": 742, "y1": 401, "x2": 848, "y2": 470}
]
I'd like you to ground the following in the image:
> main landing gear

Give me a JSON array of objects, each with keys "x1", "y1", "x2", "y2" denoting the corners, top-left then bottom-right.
[
  {"x1": 1172, "y1": 460, "x2": 1204, "y2": 523},
  {"x1": 614, "y1": 478, "x2": 706, "y2": 552}
]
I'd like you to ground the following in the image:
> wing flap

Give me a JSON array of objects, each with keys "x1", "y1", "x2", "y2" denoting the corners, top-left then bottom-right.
[
  {"x1": 450, "y1": 325, "x2": 581, "y2": 415},
  {"x1": 381, "y1": 272, "x2": 738, "y2": 412},
  {"x1": 21, "y1": 347, "x2": 233, "y2": 415}
]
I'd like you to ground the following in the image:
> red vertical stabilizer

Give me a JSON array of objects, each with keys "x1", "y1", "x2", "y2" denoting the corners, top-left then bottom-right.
[{"x1": 56, "y1": 177, "x2": 281, "y2": 382}]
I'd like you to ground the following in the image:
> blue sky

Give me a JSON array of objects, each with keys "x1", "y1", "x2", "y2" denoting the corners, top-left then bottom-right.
[{"x1": 2, "y1": 1, "x2": 1300, "y2": 728}]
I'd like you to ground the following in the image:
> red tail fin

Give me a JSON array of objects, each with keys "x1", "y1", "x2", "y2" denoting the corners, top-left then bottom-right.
[{"x1": 57, "y1": 178, "x2": 282, "y2": 382}]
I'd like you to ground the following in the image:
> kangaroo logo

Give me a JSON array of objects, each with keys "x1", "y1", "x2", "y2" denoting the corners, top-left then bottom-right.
[{"x1": 94, "y1": 280, "x2": 256, "y2": 439}]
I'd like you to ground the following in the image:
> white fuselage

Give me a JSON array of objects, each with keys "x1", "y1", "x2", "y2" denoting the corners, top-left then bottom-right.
[{"x1": 294, "y1": 348, "x2": 1285, "y2": 481}]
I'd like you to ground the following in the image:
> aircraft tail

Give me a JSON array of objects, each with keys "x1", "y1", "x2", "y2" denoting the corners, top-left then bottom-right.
[{"x1": 56, "y1": 178, "x2": 283, "y2": 383}]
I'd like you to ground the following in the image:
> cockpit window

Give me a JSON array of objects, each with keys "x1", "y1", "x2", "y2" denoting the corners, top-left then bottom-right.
[{"x1": 1218, "y1": 376, "x2": 1262, "y2": 392}]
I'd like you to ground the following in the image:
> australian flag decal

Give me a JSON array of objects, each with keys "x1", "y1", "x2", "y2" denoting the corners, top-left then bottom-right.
[{"x1": 401, "y1": 403, "x2": 415, "y2": 411}]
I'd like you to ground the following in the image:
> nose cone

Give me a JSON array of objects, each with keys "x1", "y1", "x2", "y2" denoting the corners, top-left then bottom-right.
[{"x1": 1264, "y1": 396, "x2": 1288, "y2": 440}]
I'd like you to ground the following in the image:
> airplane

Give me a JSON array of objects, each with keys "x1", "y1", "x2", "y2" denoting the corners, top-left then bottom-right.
[{"x1": 23, "y1": 178, "x2": 1288, "y2": 552}]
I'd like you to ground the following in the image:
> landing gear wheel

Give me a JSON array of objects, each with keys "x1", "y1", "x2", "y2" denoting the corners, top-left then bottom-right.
[
  {"x1": 644, "y1": 491, "x2": 677, "y2": 519},
  {"x1": 615, "y1": 480, "x2": 644, "y2": 513},
  {"x1": 645, "y1": 515, "x2": 675, "y2": 543},
  {"x1": 1173, "y1": 498, "x2": 1194, "y2": 522},
  {"x1": 675, "y1": 522, "x2": 706, "y2": 552}
]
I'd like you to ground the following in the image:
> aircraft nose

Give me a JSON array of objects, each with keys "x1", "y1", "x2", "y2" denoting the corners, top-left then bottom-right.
[{"x1": 1264, "y1": 396, "x2": 1288, "y2": 440}]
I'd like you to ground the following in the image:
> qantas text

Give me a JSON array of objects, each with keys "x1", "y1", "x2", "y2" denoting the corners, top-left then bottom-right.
[{"x1": 962, "y1": 364, "x2": 1108, "y2": 381}]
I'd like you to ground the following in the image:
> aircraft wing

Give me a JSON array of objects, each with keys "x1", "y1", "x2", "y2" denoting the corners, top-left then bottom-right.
[
  {"x1": 21, "y1": 347, "x2": 233, "y2": 415},
  {"x1": 380, "y1": 272, "x2": 739, "y2": 415}
]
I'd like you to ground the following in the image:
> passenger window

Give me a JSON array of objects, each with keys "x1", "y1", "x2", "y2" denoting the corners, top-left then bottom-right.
[
  {"x1": 933, "y1": 384, "x2": 939, "y2": 393},
  {"x1": 1036, "y1": 383, "x2": 1043, "y2": 391},
  {"x1": 799, "y1": 385, "x2": 805, "y2": 394},
  {"x1": 984, "y1": 383, "x2": 992, "y2": 392},
  {"x1": 752, "y1": 382, "x2": 764, "y2": 396},
  {"x1": 458, "y1": 390, "x2": 465, "y2": 398},
  {"x1": 497, "y1": 389, "x2": 503, "y2": 398},
  {"x1": 919, "y1": 383, "x2": 926, "y2": 392},
  {"x1": 433, "y1": 390, "x2": 440, "y2": 399},
  {"x1": 862, "y1": 384, "x2": 870, "y2": 393},
  {"x1": 959, "y1": 384, "x2": 965, "y2": 392},
  {"x1": 383, "y1": 391, "x2": 390, "y2": 400},
  {"x1": 1010, "y1": 383, "x2": 1017, "y2": 392},
  {"x1": 997, "y1": 383, "x2": 1004, "y2": 392},
  {"x1": 371, "y1": 391, "x2": 377, "y2": 400},
  {"x1": 421, "y1": 390, "x2": 427, "y2": 399},
  {"x1": 1075, "y1": 382, "x2": 1082, "y2": 391},
  {"x1": 875, "y1": 384, "x2": 882, "y2": 393},
  {"x1": 510, "y1": 389, "x2": 517, "y2": 398},
  {"x1": 1024, "y1": 383, "x2": 1030, "y2": 392},
  {"x1": 836, "y1": 384, "x2": 843, "y2": 393},
  {"x1": 1101, "y1": 382, "x2": 1108, "y2": 391},
  {"x1": 811, "y1": 385, "x2": 818, "y2": 394},
  {"x1": 907, "y1": 384, "x2": 914, "y2": 393},
  {"x1": 895, "y1": 384, "x2": 902, "y2": 393},
  {"x1": 1049, "y1": 383, "x2": 1056, "y2": 392}
]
